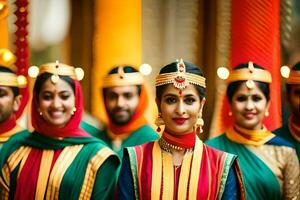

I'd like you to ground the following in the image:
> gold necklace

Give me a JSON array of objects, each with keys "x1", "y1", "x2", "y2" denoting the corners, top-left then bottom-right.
[{"x1": 158, "y1": 138, "x2": 193, "y2": 153}]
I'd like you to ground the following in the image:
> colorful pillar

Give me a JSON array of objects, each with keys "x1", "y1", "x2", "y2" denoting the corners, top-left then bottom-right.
[
  {"x1": 0, "y1": 0, "x2": 9, "y2": 48},
  {"x1": 93, "y1": 0, "x2": 142, "y2": 121},
  {"x1": 220, "y1": 0, "x2": 281, "y2": 131}
]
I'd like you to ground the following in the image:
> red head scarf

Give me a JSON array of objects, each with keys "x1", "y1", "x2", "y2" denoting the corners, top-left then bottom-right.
[
  {"x1": 107, "y1": 84, "x2": 148, "y2": 135},
  {"x1": 31, "y1": 78, "x2": 89, "y2": 138}
]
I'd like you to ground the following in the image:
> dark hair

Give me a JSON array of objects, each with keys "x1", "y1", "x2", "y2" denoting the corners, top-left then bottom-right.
[
  {"x1": 0, "y1": 66, "x2": 19, "y2": 97},
  {"x1": 102, "y1": 66, "x2": 142, "y2": 98},
  {"x1": 156, "y1": 61, "x2": 206, "y2": 101},
  {"x1": 286, "y1": 61, "x2": 300, "y2": 93},
  {"x1": 34, "y1": 72, "x2": 75, "y2": 96},
  {"x1": 226, "y1": 63, "x2": 270, "y2": 102}
]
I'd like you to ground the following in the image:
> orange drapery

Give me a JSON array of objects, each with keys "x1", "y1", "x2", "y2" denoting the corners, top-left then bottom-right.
[{"x1": 92, "y1": 0, "x2": 142, "y2": 122}]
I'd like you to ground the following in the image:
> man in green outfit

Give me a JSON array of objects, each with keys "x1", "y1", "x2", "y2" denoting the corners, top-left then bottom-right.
[
  {"x1": 274, "y1": 62, "x2": 300, "y2": 160},
  {"x1": 0, "y1": 49, "x2": 27, "y2": 147},
  {"x1": 90, "y1": 65, "x2": 159, "y2": 158}
]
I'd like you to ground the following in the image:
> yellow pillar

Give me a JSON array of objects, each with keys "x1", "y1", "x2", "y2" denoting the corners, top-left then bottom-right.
[
  {"x1": 0, "y1": 0, "x2": 9, "y2": 48},
  {"x1": 93, "y1": 0, "x2": 142, "y2": 122}
]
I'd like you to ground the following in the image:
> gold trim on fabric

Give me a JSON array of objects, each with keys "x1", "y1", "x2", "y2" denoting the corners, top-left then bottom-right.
[
  {"x1": 287, "y1": 71, "x2": 300, "y2": 84},
  {"x1": 162, "y1": 152, "x2": 174, "y2": 200},
  {"x1": 177, "y1": 152, "x2": 193, "y2": 200},
  {"x1": 0, "y1": 125, "x2": 23, "y2": 143},
  {"x1": 151, "y1": 141, "x2": 162, "y2": 200},
  {"x1": 79, "y1": 147, "x2": 115, "y2": 200},
  {"x1": 35, "y1": 150, "x2": 54, "y2": 200},
  {"x1": 188, "y1": 138, "x2": 203, "y2": 199},
  {"x1": 45, "y1": 145, "x2": 83, "y2": 200},
  {"x1": 0, "y1": 146, "x2": 31, "y2": 197}
]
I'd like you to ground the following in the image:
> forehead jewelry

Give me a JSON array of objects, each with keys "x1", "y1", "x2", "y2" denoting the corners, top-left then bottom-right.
[
  {"x1": 155, "y1": 59, "x2": 206, "y2": 95},
  {"x1": 50, "y1": 60, "x2": 60, "y2": 84},
  {"x1": 245, "y1": 62, "x2": 255, "y2": 89}
]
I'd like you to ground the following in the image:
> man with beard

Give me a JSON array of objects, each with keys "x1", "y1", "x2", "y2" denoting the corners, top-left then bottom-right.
[
  {"x1": 274, "y1": 62, "x2": 300, "y2": 161},
  {"x1": 0, "y1": 49, "x2": 27, "y2": 147},
  {"x1": 90, "y1": 66, "x2": 159, "y2": 158}
]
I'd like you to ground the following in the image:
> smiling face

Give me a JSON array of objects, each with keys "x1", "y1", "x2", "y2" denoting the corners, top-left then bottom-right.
[
  {"x1": 0, "y1": 86, "x2": 21, "y2": 123},
  {"x1": 104, "y1": 85, "x2": 139, "y2": 125},
  {"x1": 158, "y1": 84, "x2": 204, "y2": 135},
  {"x1": 38, "y1": 78, "x2": 75, "y2": 128},
  {"x1": 230, "y1": 82, "x2": 270, "y2": 130}
]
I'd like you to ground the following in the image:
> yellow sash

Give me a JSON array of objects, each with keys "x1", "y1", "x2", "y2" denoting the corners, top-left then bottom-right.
[
  {"x1": 151, "y1": 138, "x2": 203, "y2": 199},
  {"x1": 226, "y1": 125, "x2": 275, "y2": 146}
]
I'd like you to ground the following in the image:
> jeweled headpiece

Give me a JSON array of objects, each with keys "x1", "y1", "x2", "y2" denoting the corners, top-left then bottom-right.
[
  {"x1": 0, "y1": 49, "x2": 27, "y2": 88},
  {"x1": 155, "y1": 59, "x2": 206, "y2": 89},
  {"x1": 28, "y1": 61, "x2": 84, "y2": 84},
  {"x1": 226, "y1": 61, "x2": 272, "y2": 89},
  {"x1": 102, "y1": 66, "x2": 144, "y2": 88},
  {"x1": 287, "y1": 68, "x2": 300, "y2": 84}
]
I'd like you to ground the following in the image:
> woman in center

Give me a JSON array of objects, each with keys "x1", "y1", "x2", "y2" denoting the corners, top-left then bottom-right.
[{"x1": 117, "y1": 60, "x2": 245, "y2": 199}]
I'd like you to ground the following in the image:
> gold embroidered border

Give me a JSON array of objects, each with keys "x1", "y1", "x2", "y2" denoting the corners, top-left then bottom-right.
[
  {"x1": 45, "y1": 145, "x2": 83, "y2": 200},
  {"x1": 151, "y1": 142, "x2": 162, "y2": 200},
  {"x1": 188, "y1": 138, "x2": 203, "y2": 199},
  {"x1": 177, "y1": 152, "x2": 193, "y2": 199},
  {"x1": 79, "y1": 147, "x2": 115, "y2": 199},
  {"x1": 162, "y1": 152, "x2": 174, "y2": 200},
  {"x1": 35, "y1": 150, "x2": 54, "y2": 200}
]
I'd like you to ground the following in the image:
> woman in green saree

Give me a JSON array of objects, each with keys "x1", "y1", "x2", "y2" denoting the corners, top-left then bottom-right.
[
  {"x1": 0, "y1": 62, "x2": 119, "y2": 199},
  {"x1": 206, "y1": 62, "x2": 300, "y2": 199}
]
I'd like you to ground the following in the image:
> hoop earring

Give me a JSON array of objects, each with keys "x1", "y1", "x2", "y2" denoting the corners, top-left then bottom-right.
[
  {"x1": 71, "y1": 107, "x2": 77, "y2": 115},
  {"x1": 155, "y1": 113, "x2": 165, "y2": 132},
  {"x1": 195, "y1": 117, "x2": 204, "y2": 134},
  {"x1": 265, "y1": 111, "x2": 269, "y2": 117}
]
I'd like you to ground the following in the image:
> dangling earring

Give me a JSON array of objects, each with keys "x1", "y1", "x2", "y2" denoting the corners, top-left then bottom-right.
[
  {"x1": 71, "y1": 107, "x2": 77, "y2": 115},
  {"x1": 195, "y1": 117, "x2": 204, "y2": 133},
  {"x1": 155, "y1": 113, "x2": 165, "y2": 132},
  {"x1": 265, "y1": 110, "x2": 269, "y2": 117},
  {"x1": 228, "y1": 111, "x2": 232, "y2": 116},
  {"x1": 38, "y1": 108, "x2": 42, "y2": 116}
]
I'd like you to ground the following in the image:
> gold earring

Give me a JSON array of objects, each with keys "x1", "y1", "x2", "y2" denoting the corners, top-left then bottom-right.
[
  {"x1": 155, "y1": 113, "x2": 164, "y2": 132},
  {"x1": 71, "y1": 107, "x2": 77, "y2": 115},
  {"x1": 265, "y1": 111, "x2": 269, "y2": 117},
  {"x1": 195, "y1": 117, "x2": 204, "y2": 133}
]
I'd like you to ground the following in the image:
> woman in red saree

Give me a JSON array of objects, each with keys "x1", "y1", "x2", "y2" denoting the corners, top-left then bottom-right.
[{"x1": 117, "y1": 59, "x2": 245, "y2": 200}]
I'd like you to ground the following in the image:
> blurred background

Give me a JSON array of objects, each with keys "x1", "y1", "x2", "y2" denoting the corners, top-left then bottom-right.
[{"x1": 1, "y1": 0, "x2": 300, "y2": 139}]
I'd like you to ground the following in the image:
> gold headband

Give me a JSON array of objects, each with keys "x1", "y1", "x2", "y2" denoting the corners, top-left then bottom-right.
[
  {"x1": 155, "y1": 59, "x2": 206, "y2": 89},
  {"x1": 0, "y1": 72, "x2": 27, "y2": 88},
  {"x1": 0, "y1": 49, "x2": 26, "y2": 88},
  {"x1": 287, "y1": 70, "x2": 300, "y2": 84},
  {"x1": 102, "y1": 66, "x2": 144, "y2": 88},
  {"x1": 28, "y1": 61, "x2": 84, "y2": 84},
  {"x1": 226, "y1": 61, "x2": 272, "y2": 89},
  {"x1": 0, "y1": 49, "x2": 17, "y2": 71}
]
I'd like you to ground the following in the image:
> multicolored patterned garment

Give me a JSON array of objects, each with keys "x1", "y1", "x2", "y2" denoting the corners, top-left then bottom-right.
[
  {"x1": 118, "y1": 137, "x2": 245, "y2": 200},
  {"x1": 206, "y1": 127, "x2": 300, "y2": 200},
  {"x1": 0, "y1": 131, "x2": 119, "y2": 200}
]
